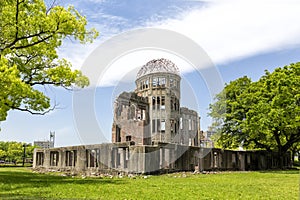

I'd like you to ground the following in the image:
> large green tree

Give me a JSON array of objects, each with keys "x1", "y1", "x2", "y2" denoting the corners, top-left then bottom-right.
[
  {"x1": 0, "y1": 141, "x2": 36, "y2": 163},
  {"x1": 209, "y1": 63, "x2": 300, "y2": 167},
  {"x1": 0, "y1": 0, "x2": 98, "y2": 121}
]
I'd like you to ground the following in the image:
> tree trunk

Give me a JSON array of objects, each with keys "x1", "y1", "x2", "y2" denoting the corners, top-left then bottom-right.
[{"x1": 277, "y1": 150, "x2": 285, "y2": 169}]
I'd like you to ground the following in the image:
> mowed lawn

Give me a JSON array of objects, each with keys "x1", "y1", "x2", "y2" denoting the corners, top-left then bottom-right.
[{"x1": 0, "y1": 167, "x2": 298, "y2": 199}]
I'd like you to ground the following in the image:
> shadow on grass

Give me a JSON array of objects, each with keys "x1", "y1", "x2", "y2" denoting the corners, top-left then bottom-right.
[
  {"x1": 259, "y1": 169, "x2": 300, "y2": 174},
  {"x1": 0, "y1": 168, "x2": 125, "y2": 199},
  {"x1": 0, "y1": 164, "x2": 32, "y2": 168},
  {"x1": 0, "y1": 170, "x2": 125, "y2": 185},
  {"x1": 0, "y1": 194, "x2": 78, "y2": 200}
]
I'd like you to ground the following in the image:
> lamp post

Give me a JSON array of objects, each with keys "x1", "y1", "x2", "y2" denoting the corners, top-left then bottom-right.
[{"x1": 22, "y1": 144, "x2": 26, "y2": 167}]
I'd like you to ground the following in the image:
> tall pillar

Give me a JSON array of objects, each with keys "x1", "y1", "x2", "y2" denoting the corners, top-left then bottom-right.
[
  {"x1": 160, "y1": 147, "x2": 165, "y2": 169},
  {"x1": 238, "y1": 152, "x2": 245, "y2": 171},
  {"x1": 199, "y1": 148, "x2": 204, "y2": 171},
  {"x1": 165, "y1": 148, "x2": 170, "y2": 168},
  {"x1": 76, "y1": 147, "x2": 86, "y2": 171},
  {"x1": 57, "y1": 150, "x2": 61, "y2": 167},
  {"x1": 60, "y1": 150, "x2": 66, "y2": 168},
  {"x1": 44, "y1": 149, "x2": 50, "y2": 168},
  {"x1": 119, "y1": 148, "x2": 126, "y2": 171},
  {"x1": 33, "y1": 149, "x2": 37, "y2": 168}
]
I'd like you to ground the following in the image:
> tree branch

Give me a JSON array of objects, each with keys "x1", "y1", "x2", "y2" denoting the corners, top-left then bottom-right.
[
  {"x1": 11, "y1": 103, "x2": 59, "y2": 116},
  {"x1": 283, "y1": 131, "x2": 300, "y2": 152},
  {"x1": 46, "y1": 0, "x2": 57, "y2": 14},
  {"x1": 273, "y1": 128, "x2": 282, "y2": 148},
  {"x1": 249, "y1": 138, "x2": 271, "y2": 151},
  {"x1": 15, "y1": 0, "x2": 20, "y2": 40}
]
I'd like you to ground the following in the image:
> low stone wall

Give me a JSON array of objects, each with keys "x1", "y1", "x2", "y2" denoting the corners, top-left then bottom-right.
[{"x1": 33, "y1": 142, "x2": 292, "y2": 175}]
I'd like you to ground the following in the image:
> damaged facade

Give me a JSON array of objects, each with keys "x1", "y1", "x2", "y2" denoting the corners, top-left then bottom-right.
[
  {"x1": 111, "y1": 58, "x2": 199, "y2": 146},
  {"x1": 33, "y1": 58, "x2": 292, "y2": 174}
]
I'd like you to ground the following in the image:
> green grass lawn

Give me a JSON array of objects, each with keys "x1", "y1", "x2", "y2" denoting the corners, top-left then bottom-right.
[{"x1": 0, "y1": 168, "x2": 298, "y2": 199}]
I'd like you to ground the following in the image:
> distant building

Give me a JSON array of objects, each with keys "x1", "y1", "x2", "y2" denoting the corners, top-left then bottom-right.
[
  {"x1": 34, "y1": 141, "x2": 54, "y2": 148},
  {"x1": 34, "y1": 131, "x2": 55, "y2": 148}
]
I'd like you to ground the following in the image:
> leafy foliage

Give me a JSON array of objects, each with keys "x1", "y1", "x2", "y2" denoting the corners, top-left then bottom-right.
[
  {"x1": 0, "y1": 141, "x2": 35, "y2": 163},
  {"x1": 0, "y1": 0, "x2": 98, "y2": 121},
  {"x1": 209, "y1": 63, "x2": 300, "y2": 158}
]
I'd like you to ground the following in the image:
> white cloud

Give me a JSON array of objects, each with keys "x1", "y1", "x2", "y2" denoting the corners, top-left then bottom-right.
[
  {"x1": 59, "y1": 0, "x2": 300, "y2": 86},
  {"x1": 98, "y1": 50, "x2": 198, "y2": 87},
  {"x1": 154, "y1": 0, "x2": 300, "y2": 64},
  {"x1": 58, "y1": 41, "x2": 100, "y2": 70},
  {"x1": 58, "y1": 13, "x2": 129, "y2": 71}
]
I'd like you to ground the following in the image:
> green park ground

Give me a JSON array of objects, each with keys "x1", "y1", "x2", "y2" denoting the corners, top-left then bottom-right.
[{"x1": 0, "y1": 167, "x2": 298, "y2": 199}]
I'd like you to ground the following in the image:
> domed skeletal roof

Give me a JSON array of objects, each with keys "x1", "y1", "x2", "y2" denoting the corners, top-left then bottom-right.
[{"x1": 136, "y1": 58, "x2": 180, "y2": 79}]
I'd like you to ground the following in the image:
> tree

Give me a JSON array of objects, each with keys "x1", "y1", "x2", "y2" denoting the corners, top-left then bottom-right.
[
  {"x1": 209, "y1": 63, "x2": 300, "y2": 167},
  {"x1": 209, "y1": 76, "x2": 252, "y2": 148},
  {"x1": 0, "y1": 141, "x2": 8, "y2": 160},
  {"x1": 0, "y1": 141, "x2": 35, "y2": 163},
  {"x1": 24, "y1": 143, "x2": 36, "y2": 161},
  {"x1": 7, "y1": 142, "x2": 23, "y2": 163},
  {"x1": 0, "y1": 0, "x2": 98, "y2": 122}
]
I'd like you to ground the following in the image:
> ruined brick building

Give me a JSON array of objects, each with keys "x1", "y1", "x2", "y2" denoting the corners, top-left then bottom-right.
[
  {"x1": 33, "y1": 58, "x2": 291, "y2": 174},
  {"x1": 112, "y1": 58, "x2": 199, "y2": 146}
]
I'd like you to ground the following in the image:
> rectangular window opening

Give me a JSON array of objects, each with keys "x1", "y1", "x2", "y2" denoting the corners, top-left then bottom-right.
[
  {"x1": 126, "y1": 135, "x2": 132, "y2": 141},
  {"x1": 152, "y1": 97, "x2": 156, "y2": 110},
  {"x1": 161, "y1": 96, "x2": 165, "y2": 110},
  {"x1": 157, "y1": 97, "x2": 160, "y2": 109},
  {"x1": 170, "y1": 78, "x2": 174, "y2": 87},
  {"x1": 160, "y1": 77, "x2": 166, "y2": 87},
  {"x1": 152, "y1": 78, "x2": 157, "y2": 87},
  {"x1": 180, "y1": 118, "x2": 183, "y2": 129},
  {"x1": 50, "y1": 151, "x2": 59, "y2": 166},
  {"x1": 161, "y1": 120, "x2": 165, "y2": 133},
  {"x1": 145, "y1": 79, "x2": 149, "y2": 88}
]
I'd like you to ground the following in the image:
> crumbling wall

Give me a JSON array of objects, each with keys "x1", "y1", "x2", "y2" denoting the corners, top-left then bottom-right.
[
  {"x1": 112, "y1": 92, "x2": 150, "y2": 145},
  {"x1": 179, "y1": 107, "x2": 199, "y2": 146},
  {"x1": 33, "y1": 143, "x2": 292, "y2": 175}
]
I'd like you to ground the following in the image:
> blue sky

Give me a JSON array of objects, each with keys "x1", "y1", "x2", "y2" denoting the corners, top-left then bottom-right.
[{"x1": 1, "y1": 0, "x2": 300, "y2": 146}]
